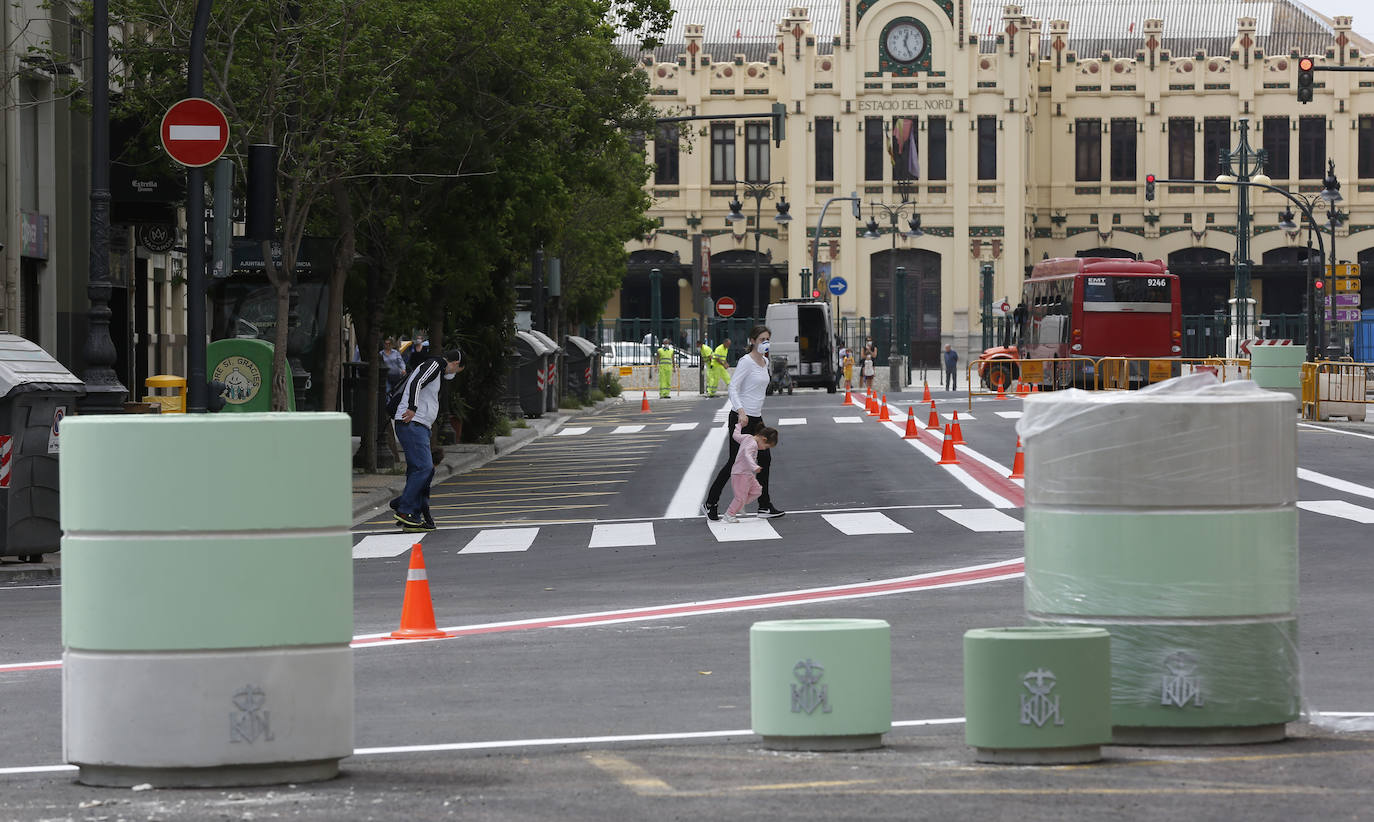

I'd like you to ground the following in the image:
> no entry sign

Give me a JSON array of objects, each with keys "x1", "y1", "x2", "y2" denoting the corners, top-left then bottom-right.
[
  {"x1": 160, "y1": 98, "x2": 230, "y2": 167},
  {"x1": 716, "y1": 297, "x2": 737, "y2": 317}
]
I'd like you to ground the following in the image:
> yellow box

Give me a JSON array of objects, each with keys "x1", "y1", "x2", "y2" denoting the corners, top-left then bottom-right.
[
  {"x1": 143, "y1": 375, "x2": 187, "y2": 414},
  {"x1": 619, "y1": 366, "x2": 633, "y2": 377}
]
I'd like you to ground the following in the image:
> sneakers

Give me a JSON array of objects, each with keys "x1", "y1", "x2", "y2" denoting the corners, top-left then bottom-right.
[
  {"x1": 757, "y1": 504, "x2": 786, "y2": 519},
  {"x1": 702, "y1": 501, "x2": 720, "y2": 522},
  {"x1": 722, "y1": 512, "x2": 739, "y2": 523},
  {"x1": 394, "y1": 511, "x2": 426, "y2": 528}
]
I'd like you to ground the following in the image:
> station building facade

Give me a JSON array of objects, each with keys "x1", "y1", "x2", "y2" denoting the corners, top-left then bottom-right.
[{"x1": 613, "y1": 0, "x2": 1374, "y2": 362}]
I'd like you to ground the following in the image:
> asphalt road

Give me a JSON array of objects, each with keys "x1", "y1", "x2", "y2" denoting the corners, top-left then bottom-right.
[{"x1": 3, "y1": 387, "x2": 1374, "y2": 820}]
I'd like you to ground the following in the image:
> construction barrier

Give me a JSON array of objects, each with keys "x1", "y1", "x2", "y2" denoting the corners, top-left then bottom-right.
[
  {"x1": 611, "y1": 364, "x2": 689, "y2": 392},
  {"x1": 966, "y1": 357, "x2": 1251, "y2": 409},
  {"x1": 1302, "y1": 360, "x2": 1374, "y2": 421}
]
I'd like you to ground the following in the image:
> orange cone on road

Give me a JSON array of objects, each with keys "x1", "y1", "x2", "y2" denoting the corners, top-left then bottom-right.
[
  {"x1": 879, "y1": 395, "x2": 891, "y2": 422},
  {"x1": 996, "y1": 382, "x2": 1008, "y2": 400},
  {"x1": 937, "y1": 424, "x2": 960, "y2": 465},
  {"x1": 843, "y1": 387, "x2": 852, "y2": 405},
  {"x1": 926, "y1": 400, "x2": 941, "y2": 430},
  {"x1": 391, "y1": 544, "x2": 448, "y2": 640},
  {"x1": 866, "y1": 392, "x2": 878, "y2": 416},
  {"x1": 641, "y1": 391, "x2": 651, "y2": 412},
  {"x1": 903, "y1": 407, "x2": 919, "y2": 439},
  {"x1": 922, "y1": 381, "x2": 932, "y2": 403},
  {"x1": 1009, "y1": 436, "x2": 1025, "y2": 479},
  {"x1": 951, "y1": 410, "x2": 966, "y2": 444}
]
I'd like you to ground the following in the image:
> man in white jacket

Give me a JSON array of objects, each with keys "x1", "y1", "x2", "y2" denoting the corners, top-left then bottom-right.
[{"x1": 391, "y1": 348, "x2": 464, "y2": 531}]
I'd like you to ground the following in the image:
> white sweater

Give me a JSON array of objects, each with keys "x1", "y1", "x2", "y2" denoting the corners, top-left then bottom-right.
[{"x1": 728, "y1": 353, "x2": 769, "y2": 417}]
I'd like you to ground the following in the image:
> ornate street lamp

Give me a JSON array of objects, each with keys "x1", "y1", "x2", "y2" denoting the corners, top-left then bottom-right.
[
  {"x1": 726, "y1": 181, "x2": 790, "y2": 320},
  {"x1": 1213, "y1": 118, "x2": 1272, "y2": 356},
  {"x1": 863, "y1": 201, "x2": 922, "y2": 363}
]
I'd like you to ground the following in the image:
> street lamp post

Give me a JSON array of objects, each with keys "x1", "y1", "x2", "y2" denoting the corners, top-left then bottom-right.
[
  {"x1": 1276, "y1": 168, "x2": 1341, "y2": 361},
  {"x1": 649, "y1": 267, "x2": 662, "y2": 345},
  {"x1": 1213, "y1": 118, "x2": 1271, "y2": 357},
  {"x1": 725, "y1": 181, "x2": 791, "y2": 321},
  {"x1": 863, "y1": 201, "x2": 922, "y2": 365},
  {"x1": 1320, "y1": 159, "x2": 1344, "y2": 359}
]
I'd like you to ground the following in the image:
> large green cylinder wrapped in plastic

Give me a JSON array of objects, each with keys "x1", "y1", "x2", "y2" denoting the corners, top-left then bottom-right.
[{"x1": 1019, "y1": 374, "x2": 1299, "y2": 744}]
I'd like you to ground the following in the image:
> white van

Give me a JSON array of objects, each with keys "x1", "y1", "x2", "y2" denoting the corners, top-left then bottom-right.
[{"x1": 764, "y1": 299, "x2": 840, "y2": 393}]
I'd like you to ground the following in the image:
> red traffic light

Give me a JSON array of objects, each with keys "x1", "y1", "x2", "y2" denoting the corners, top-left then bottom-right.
[
  {"x1": 812, "y1": 290, "x2": 821, "y2": 298},
  {"x1": 1298, "y1": 57, "x2": 1315, "y2": 72},
  {"x1": 1145, "y1": 174, "x2": 1156, "y2": 183},
  {"x1": 1314, "y1": 279, "x2": 1324, "y2": 290}
]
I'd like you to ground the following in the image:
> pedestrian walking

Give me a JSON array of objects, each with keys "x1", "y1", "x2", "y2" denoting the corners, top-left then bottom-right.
[
  {"x1": 842, "y1": 349, "x2": 855, "y2": 390},
  {"x1": 380, "y1": 337, "x2": 406, "y2": 392},
  {"x1": 943, "y1": 344, "x2": 959, "y2": 392},
  {"x1": 711, "y1": 337, "x2": 732, "y2": 396},
  {"x1": 861, "y1": 338, "x2": 877, "y2": 393},
  {"x1": 702, "y1": 326, "x2": 785, "y2": 521},
  {"x1": 701, "y1": 338, "x2": 716, "y2": 396},
  {"x1": 405, "y1": 334, "x2": 431, "y2": 372},
  {"x1": 390, "y1": 348, "x2": 464, "y2": 532},
  {"x1": 657, "y1": 339, "x2": 675, "y2": 398},
  {"x1": 722, "y1": 417, "x2": 779, "y2": 523}
]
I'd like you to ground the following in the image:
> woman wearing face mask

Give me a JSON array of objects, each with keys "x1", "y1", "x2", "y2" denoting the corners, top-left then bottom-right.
[{"x1": 702, "y1": 325, "x2": 784, "y2": 521}]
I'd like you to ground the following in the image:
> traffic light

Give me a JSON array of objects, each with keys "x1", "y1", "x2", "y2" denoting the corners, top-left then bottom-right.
[
  {"x1": 771, "y1": 102, "x2": 786, "y2": 147},
  {"x1": 812, "y1": 290, "x2": 821, "y2": 298},
  {"x1": 1145, "y1": 174, "x2": 1156, "y2": 202},
  {"x1": 1297, "y1": 57, "x2": 1314, "y2": 104}
]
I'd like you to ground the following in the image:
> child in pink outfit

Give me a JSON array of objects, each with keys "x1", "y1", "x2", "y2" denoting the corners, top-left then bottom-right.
[{"x1": 723, "y1": 419, "x2": 779, "y2": 522}]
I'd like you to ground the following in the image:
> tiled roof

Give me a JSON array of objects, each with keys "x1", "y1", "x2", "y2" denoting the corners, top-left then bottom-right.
[{"x1": 617, "y1": 0, "x2": 1362, "y2": 62}]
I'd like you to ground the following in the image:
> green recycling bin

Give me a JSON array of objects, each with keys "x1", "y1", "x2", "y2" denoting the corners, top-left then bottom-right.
[{"x1": 207, "y1": 338, "x2": 295, "y2": 412}]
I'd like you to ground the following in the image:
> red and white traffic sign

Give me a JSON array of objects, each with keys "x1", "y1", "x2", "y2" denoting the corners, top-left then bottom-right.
[
  {"x1": 715, "y1": 297, "x2": 737, "y2": 317},
  {"x1": 160, "y1": 98, "x2": 230, "y2": 167}
]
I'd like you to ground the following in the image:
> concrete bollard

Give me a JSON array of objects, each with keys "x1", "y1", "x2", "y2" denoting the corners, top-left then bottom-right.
[
  {"x1": 963, "y1": 626, "x2": 1111, "y2": 764},
  {"x1": 750, "y1": 619, "x2": 891, "y2": 751},
  {"x1": 1248, "y1": 346, "x2": 1306, "y2": 411},
  {"x1": 1020, "y1": 375, "x2": 1299, "y2": 745},
  {"x1": 60, "y1": 414, "x2": 354, "y2": 787}
]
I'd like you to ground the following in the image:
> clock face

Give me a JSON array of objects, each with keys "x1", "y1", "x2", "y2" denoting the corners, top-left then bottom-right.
[{"x1": 885, "y1": 23, "x2": 925, "y2": 63}]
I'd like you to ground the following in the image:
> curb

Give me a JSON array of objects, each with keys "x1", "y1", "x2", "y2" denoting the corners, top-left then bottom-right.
[{"x1": 0, "y1": 562, "x2": 59, "y2": 582}]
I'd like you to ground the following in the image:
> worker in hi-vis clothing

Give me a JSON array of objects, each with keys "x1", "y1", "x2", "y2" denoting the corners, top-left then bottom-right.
[
  {"x1": 700, "y1": 339, "x2": 715, "y2": 396},
  {"x1": 657, "y1": 340, "x2": 675, "y2": 398},
  {"x1": 711, "y1": 338, "x2": 732, "y2": 396}
]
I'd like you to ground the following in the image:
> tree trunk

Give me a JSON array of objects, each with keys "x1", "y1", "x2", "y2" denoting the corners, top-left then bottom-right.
[
  {"x1": 321, "y1": 180, "x2": 356, "y2": 412},
  {"x1": 263, "y1": 239, "x2": 293, "y2": 411}
]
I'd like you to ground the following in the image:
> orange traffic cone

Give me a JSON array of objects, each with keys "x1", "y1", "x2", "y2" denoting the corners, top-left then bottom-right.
[
  {"x1": 879, "y1": 395, "x2": 891, "y2": 422},
  {"x1": 641, "y1": 391, "x2": 650, "y2": 412},
  {"x1": 391, "y1": 544, "x2": 448, "y2": 640},
  {"x1": 926, "y1": 400, "x2": 940, "y2": 430},
  {"x1": 937, "y1": 424, "x2": 960, "y2": 465},
  {"x1": 866, "y1": 392, "x2": 878, "y2": 416},
  {"x1": 842, "y1": 387, "x2": 852, "y2": 405},
  {"x1": 951, "y1": 410, "x2": 966, "y2": 444},
  {"x1": 903, "y1": 407, "x2": 919, "y2": 439},
  {"x1": 922, "y1": 381, "x2": 932, "y2": 403},
  {"x1": 1009, "y1": 436, "x2": 1025, "y2": 479},
  {"x1": 996, "y1": 382, "x2": 1008, "y2": 400}
]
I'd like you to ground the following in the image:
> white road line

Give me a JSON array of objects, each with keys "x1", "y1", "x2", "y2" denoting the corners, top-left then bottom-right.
[
  {"x1": 941, "y1": 413, "x2": 975, "y2": 421},
  {"x1": 460, "y1": 528, "x2": 540, "y2": 554},
  {"x1": 708, "y1": 517, "x2": 781, "y2": 542},
  {"x1": 557, "y1": 427, "x2": 591, "y2": 436},
  {"x1": 833, "y1": 416, "x2": 865, "y2": 424},
  {"x1": 1298, "y1": 500, "x2": 1374, "y2": 524},
  {"x1": 776, "y1": 418, "x2": 807, "y2": 426},
  {"x1": 994, "y1": 411, "x2": 1023, "y2": 419},
  {"x1": 353, "y1": 533, "x2": 424, "y2": 559},
  {"x1": 589, "y1": 522, "x2": 657, "y2": 548},
  {"x1": 664, "y1": 402, "x2": 731, "y2": 519},
  {"x1": 822, "y1": 512, "x2": 912, "y2": 536},
  {"x1": 1298, "y1": 468, "x2": 1374, "y2": 500},
  {"x1": 1300, "y1": 423, "x2": 1374, "y2": 441},
  {"x1": 939, "y1": 509, "x2": 1024, "y2": 532},
  {"x1": 612, "y1": 425, "x2": 646, "y2": 434},
  {"x1": 882, "y1": 422, "x2": 1019, "y2": 509},
  {"x1": 667, "y1": 423, "x2": 699, "y2": 431}
]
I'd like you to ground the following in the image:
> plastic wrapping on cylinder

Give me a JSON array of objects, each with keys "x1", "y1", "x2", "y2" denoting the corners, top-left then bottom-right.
[{"x1": 1018, "y1": 374, "x2": 1300, "y2": 739}]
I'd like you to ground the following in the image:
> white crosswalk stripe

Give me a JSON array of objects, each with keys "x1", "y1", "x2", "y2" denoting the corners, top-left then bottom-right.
[
  {"x1": 938, "y1": 509, "x2": 1024, "y2": 532},
  {"x1": 352, "y1": 533, "x2": 423, "y2": 559},
  {"x1": 707, "y1": 516, "x2": 782, "y2": 542},
  {"x1": 1298, "y1": 500, "x2": 1374, "y2": 524},
  {"x1": 667, "y1": 422, "x2": 699, "y2": 431},
  {"x1": 557, "y1": 427, "x2": 591, "y2": 436},
  {"x1": 611, "y1": 425, "x2": 646, "y2": 434},
  {"x1": 776, "y1": 418, "x2": 807, "y2": 426},
  {"x1": 994, "y1": 411, "x2": 1022, "y2": 420},
  {"x1": 941, "y1": 413, "x2": 975, "y2": 421},
  {"x1": 460, "y1": 528, "x2": 540, "y2": 554},
  {"x1": 589, "y1": 522, "x2": 657, "y2": 547},
  {"x1": 822, "y1": 512, "x2": 911, "y2": 535},
  {"x1": 833, "y1": 416, "x2": 864, "y2": 424}
]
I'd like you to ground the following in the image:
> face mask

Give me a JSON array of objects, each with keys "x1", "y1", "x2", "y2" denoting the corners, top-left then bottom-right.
[
  {"x1": 758, "y1": 340, "x2": 771, "y2": 354},
  {"x1": 443, "y1": 371, "x2": 457, "y2": 381}
]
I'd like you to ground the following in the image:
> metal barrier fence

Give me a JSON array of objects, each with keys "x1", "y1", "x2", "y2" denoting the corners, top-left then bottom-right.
[
  {"x1": 963, "y1": 357, "x2": 1251, "y2": 409},
  {"x1": 611, "y1": 364, "x2": 689, "y2": 392},
  {"x1": 1301, "y1": 360, "x2": 1373, "y2": 421}
]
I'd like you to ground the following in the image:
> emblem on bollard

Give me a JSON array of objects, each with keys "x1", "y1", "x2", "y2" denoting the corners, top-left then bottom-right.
[
  {"x1": 1160, "y1": 652, "x2": 1205, "y2": 708},
  {"x1": 790, "y1": 658, "x2": 832, "y2": 715},
  {"x1": 1019, "y1": 668, "x2": 1064, "y2": 727},
  {"x1": 230, "y1": 684, "x2": 274, "y2": 744}
]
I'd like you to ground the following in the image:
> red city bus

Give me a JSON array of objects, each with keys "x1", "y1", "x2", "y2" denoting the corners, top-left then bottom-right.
[{"x1": 979, "y1": 257, "x2": 1182, "y2": 389}]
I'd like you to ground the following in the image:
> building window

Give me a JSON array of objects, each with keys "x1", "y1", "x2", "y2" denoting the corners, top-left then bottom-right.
[
  {"x1": 1075, "y1": 119, "x2": 1102, "y2": 182},
  {"x1": 1262, "y1": 117, "x2": 1289, "y2": 179},
  {"x1": 1202, "y1": 117, "x2": 1230, "y2": 181},
  {"x1": 653, "y1": 124, "x2": 679, "y2": 185},
  {"x1": 1168, "y1": 118, "x2": 1194, "y2": 180},
  {"x1": 892, "y1": 117, "x2": 918, "y2": 181},
  {"x1": 745, "y1": 121, "x2": 770, "y2": 183},
  {"x1": 977, "y1": 116, "x2": 997, "y2": 180},
  {"x1": 711, "y1": 124, "x2": 735, "y2": 184},
  {"x1": 1360, "y1": 115, "x2": 1374, "y2": 179},
  {"x1": 815, "y1": 118, "x2": 834, "y2": 181},
  {"x1": 1109, "y1": 118, "x2": 1137, "y2": 182},
  {"x1": 864, "y1": 117, "x2": 884, "y2": 181},
  {"x1": 1298, "y1": 116, "x2": 1326, "y2": 180},
  {"x1": 928, "y1": 116, "x2": 947, "y2": 180}
]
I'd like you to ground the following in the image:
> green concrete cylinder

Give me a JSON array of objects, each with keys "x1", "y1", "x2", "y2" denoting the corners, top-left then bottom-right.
[
  {"x1": 750, "y1": 619, "x2": 891, "y2": 750},
  {"x1": 963, "y1": 627, "x2": 1111, "y2": 764},
  {"x1": 1020, "y1": 377, "x2": 1299, "y2": 744},
  {"x1": 1249, "y1": 346, "x2": 1305, "y2": 409},
  {"x1": 60, "y1": 414, "x2": 353, "y2": 787}
]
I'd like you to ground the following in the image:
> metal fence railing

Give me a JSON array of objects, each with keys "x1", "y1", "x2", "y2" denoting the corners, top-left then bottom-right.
[{"x1": 1302, "y1": 360, "x2": 1374, "y2": 421}]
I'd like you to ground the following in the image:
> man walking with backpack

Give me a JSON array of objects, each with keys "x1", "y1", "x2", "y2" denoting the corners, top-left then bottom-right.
[{"x1": 389, "y1": 347, "x2": 464, "y2": 531}]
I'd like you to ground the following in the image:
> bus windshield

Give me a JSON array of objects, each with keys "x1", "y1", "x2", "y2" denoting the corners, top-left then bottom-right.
[{"x1": 1082, "y1": 275, "x2": 1172, "y2": 311}]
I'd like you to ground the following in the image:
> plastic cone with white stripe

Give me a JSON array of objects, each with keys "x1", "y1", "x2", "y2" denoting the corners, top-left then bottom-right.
[
  {"x1": 937, "y1": 423, "x2": 960, "y2": 465},
  {"x1": 951, "y1": 410, "x2": 966, "y2": 444},
  {"x1": 641, "y1": 391, "x2": 651, "y2": 412},
  {"x1": 903, "y1": 406, "x2": 919, "y2": 439},
  {"x1": 926, "y1": 400, "x2": 941, "y2": 431},
  {"x1": 391, "y1": 544, "x2": 448, "y2": 639},
  {"x1": 922, "y1": 381, "x2": 932, "y2": 403},
  {"x1": 879, "y1": 395, "x2": 891, "y2": 422},
  {"x1": 1009, "y1": 436, "x2": 1025, "y2": 479}
]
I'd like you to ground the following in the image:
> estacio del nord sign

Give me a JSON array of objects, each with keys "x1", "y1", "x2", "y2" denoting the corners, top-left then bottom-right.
[{"x1": 856, "y1": 97, "x2": 956, "y2": 112}]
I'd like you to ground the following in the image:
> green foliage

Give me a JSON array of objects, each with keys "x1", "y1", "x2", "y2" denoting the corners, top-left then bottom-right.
[
  {"x1": 589, "y1": 389, "x2": 606, "y2": 403},
  {"x1": 560, "y1": 395, "x2": 584, "y2": 410},
  {"x1": 599, "y1": 371, "x2": 623, "y2": 398}
]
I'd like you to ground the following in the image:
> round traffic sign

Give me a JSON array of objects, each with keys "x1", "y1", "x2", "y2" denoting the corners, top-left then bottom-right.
[
  {"x1": 160, "y1": 98, "x2": 230, "y2": 167},
  {"x1": 999, "y1": 300, "x2": 1011, "y2": 314},
  {"x1": 715, "y1": 297, "x2": 737, "y2": 317},
  {"x1": 827, "y1": 276, "x2": 848, "y2": 296}
]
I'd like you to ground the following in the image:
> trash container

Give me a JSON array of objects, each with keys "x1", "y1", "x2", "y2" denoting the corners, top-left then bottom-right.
[
  {"x1": 143, "y1": 375, "x2": 186, "y2": 413},
  {"x1": 0, "y1": 333, "x2": 87, "y2": 560},
  {"x1": 563, "y1": 336, "x2": 598, "y2": 401},
  {"x1": 509, "y1": 331, "x2": 554, "y2": 417},
  {"x1": 527, "y1": 330, "x2": 561, "y2": 413}
]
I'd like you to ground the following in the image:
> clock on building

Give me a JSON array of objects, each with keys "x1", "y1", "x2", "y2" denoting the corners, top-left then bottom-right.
[{"x1": 884, "y1": 21, "x2": 926, "y2": 63}]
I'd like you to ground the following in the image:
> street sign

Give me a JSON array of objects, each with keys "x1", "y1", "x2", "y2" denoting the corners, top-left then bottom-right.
[
  {"x1": 715, "y1": 296, "x2": 737, "y2": 317},
  {"x1": 1335, "y1": 294, "x2": 1362, "y2": 307},
  {"x1": 1334, "y1": 308, "x2": 1362, "y2": 322},
  {"x1": 1334, "y1": 277, "x2": 1361, "y2": 293},
  {"x1": 828, "y1": 276, "x2": 848, "y2": 295},
  {"x1": 160, "y1": 98, "x2": 230, "y2": 167}
]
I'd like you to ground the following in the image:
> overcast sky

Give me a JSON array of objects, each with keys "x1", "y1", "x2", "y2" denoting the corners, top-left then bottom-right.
[{"x1": 1301, "y1": 0, "x2": 1374, "y2": 41}]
